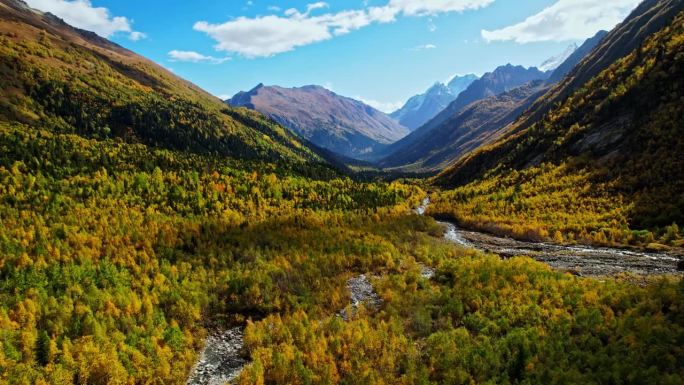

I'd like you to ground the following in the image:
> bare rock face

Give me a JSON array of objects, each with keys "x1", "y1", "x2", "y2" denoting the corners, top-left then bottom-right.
[
  {"x1": 340, "y1": 274, "x2": 382, "y2": 320},
  {"x1": 187, "y1": 328, "x2": 247, "y2": 385}
]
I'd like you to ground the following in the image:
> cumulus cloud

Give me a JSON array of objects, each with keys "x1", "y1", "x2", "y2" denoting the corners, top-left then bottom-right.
[
  {"x1": 194, "y1": 16, "x2": 331, "y2": 58},
  {"x1": 388, "y1": 0, "x2": 494, "y2": 16},
  {"x1": 168, "y1": 50, "x2": 231, "y2": 64},
  {"x1": 481, "y1": 0, "x2": 641, "y2": 43},
  {"x1": 24, "y1": 0, "x2": 145, "y2": 39},
  {"x1": 194, "y1": 0, "x2": 494, "y2": 57}
]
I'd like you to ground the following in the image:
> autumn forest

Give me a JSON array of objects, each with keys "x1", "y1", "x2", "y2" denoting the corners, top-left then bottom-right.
[{"x1": 0, "y1": 0, "x2": 683, "y2": 384}]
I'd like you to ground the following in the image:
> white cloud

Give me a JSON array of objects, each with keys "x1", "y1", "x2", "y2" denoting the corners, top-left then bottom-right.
[
  {"x1": 168, "y1": 50, "x2": 231, "y2": 64},
  {"x1": 355, "y1": 96, "x2": 404, "y2": 113},
  {"x1": 306, "y1": 2, "x2": 329, "y2": 13},
  {"x1": 128, "y1": 31, "x2": 147, "y2": 41},
  {"x1": 411, "y1": 43, "x2": 437, "y2": 51},
  {"x1": 194, "y1": 16, "x2": 331, "y2": 58},
  {"x1": 267, "y1": 6, "x2": 281, "y2": 12},
  {"x1": 24, "y1": 0, "x2": 144, "y2": 39},
  {"x1": 194, "y1": 1, "x2": 495, "y2": 57},
  {"x1": 388, "y1": 0, "x2": 494, "y2": 16},
  {"x1": 481, "y1": 0, "x2": 641, "y2": 43}
]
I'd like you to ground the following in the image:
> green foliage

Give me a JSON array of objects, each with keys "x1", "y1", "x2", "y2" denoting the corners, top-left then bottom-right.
[
  {"x1": 434, "y1": 11, "x2": 684, "y2": 246},
  {"x1": 0, "y1": 20, "x2": 320, "y2": 167},
  {"x1": 427, "y1": 162, "x2": 682, "y2": 247},
  {"x1": 0, "y1": 118, "x2": 424, "y2": 384},
  {"x1": 3, "y1": 117, "x2": 679, "y2": 385},
  {"x1": 0, "y1": 5, "x2": 682, "y2": 385},
  {"x1": 239, "y1": 257, "x2": 684, "y2": 385}
]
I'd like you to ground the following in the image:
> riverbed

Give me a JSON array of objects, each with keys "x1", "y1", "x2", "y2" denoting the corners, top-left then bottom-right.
[{"x1": 418, "y1": 198, "x2": 682, "y2": 276}]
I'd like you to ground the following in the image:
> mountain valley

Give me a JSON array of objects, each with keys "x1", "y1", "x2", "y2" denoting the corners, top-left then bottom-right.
[{"x1": 0, "y1": 0, "x2": 682, "y2": 384}]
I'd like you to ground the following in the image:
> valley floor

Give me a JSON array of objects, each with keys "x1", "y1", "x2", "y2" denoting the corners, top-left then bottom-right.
[
  {"x1": 439, "y1": 221, "x2": 681, "y2": 276},
  {"x1": 422, "y1": 197, "x2": 682, "y2": 276},
  {"x1": 187, "y1": 198, "x2": 683, "y2": 385}
]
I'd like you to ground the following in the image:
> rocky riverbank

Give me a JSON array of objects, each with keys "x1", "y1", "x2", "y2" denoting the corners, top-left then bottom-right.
[
  {"x1": 448, "y1": 223, "x2": 681, "y2": 276},
  {"x1": 419, "y1": 198, "x2": 682, "y2": 276},
  {"x1": 186, "y1": 328, "x2": 247, "y2": 385},
  {"x1": 340, "y1": 274, "x2": 382, "y2": 320}
]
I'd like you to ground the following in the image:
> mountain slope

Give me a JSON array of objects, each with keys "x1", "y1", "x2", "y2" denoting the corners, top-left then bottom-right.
[
  {"x1": 390, "y1": 74, "x2": 478, "y2": 130},
  {"x1": 504, "y1": 0, "x2": 684, "y2": 137},
  {"x1": 378, "y1": 31, "x2": 608, "y2": 172},
  {"x1": 446, "y1": 74, "x2": 480, "y2": 96},
  {"x1": 0, "y1": 0, "x2": 322, "y2": 166},
  {"x1": 377, "y1": 64, "x2": 548, "y2": 166},
  {"x1": 390, "y1": 82, "x2": 456, "y2": 131},
  {"x1": 228, "y1": 84, "x2": 409, "y2": 161},
  {"x1": 433, "y1": 6, "x2": 684, "y2": 241},
  {"x1": 379, "y1": 81, "x2": 548, "y2": 171}
]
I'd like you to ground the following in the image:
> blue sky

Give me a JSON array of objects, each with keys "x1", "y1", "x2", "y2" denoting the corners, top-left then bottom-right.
[{"x1": 25, "y1": 0, "x2": 641, "y2": 111}]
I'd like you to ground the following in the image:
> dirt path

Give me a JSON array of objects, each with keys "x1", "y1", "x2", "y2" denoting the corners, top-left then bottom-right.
[{"x1": 419, "y1": 198, "x2": 682, "y2": 276}]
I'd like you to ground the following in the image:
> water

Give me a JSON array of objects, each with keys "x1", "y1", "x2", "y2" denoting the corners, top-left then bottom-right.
[{"x1": 416, "y1": 197, "x2": 682, "y2": 276}]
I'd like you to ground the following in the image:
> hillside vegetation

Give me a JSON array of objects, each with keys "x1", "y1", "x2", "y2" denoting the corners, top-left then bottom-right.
[
  {"x1": 0, "y1": 1, "x2": 682, "y2": 385},
  {"x1": 0, "y1": 119, "x2": 427, "y2": 384},
  {"x1": 2, "y1": 118, "x2": 682, "y2": 385},
  {"x1": 0, "y1": 1, "x2": 321, "y2": 167},
  {"x1": 432, "y1": 9, "x2": 684, "y2": 247}
]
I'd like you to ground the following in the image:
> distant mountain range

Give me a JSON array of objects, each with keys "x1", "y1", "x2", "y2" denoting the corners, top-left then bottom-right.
[
  {"x1": 377, "y1": 64, "x2": 549, "y2": 167},
  {"x1": 389, "y1": 74, "x2": 478, "y2": 130},
  {"x1": 379, "y1": 81, "x2": 549, "y2": 171},
  {"x1": 418, "y1": 64, "x2": 548, "y2": 135},
  {"x1": 376, "y1": 29, "x2": 610, "y2": 172},
  {"x1": 391, "y1": 42, "x2": 581, "y2": 133},
  {"x1": 227, "y1": 84, "x2": 409, "y2": 160}
]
